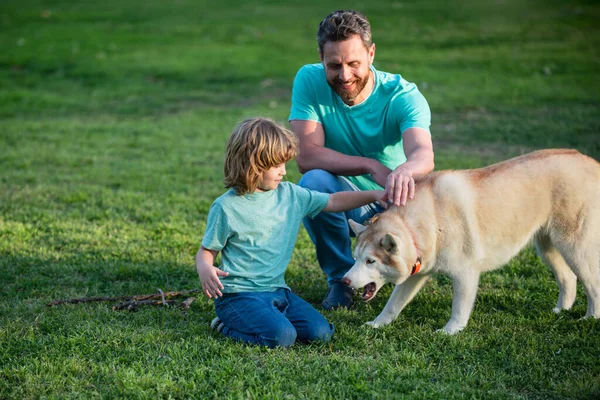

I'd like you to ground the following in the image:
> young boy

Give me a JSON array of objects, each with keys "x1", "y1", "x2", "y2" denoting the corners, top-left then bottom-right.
[{"x1": 196, "y1": 117, "x2": 385, "y2": 348}]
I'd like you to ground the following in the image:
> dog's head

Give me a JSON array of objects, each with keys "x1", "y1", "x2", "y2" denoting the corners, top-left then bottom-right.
[{"x1": 342, "y1": 214, "x2": 419, "y2": 301}]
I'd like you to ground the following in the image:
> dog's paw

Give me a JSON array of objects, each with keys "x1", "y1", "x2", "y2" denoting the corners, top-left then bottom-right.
[
  {"x1": 438, "y1": 324, "x2": 464, "y2": 335},
  {"x1": 364, "y1": 318, "x2": 390, "y2": 329},
  {"x1": 364, "y1": 315, "x2": 393, "y2": 329},
  {"x1": 364, "y1": 320, "x2": 382, "y2": 329}
]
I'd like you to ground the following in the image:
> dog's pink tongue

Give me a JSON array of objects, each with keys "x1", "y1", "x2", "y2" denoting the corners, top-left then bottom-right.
[{"x1": 361, "y1": 282, "x2": 377, "y2": 301}]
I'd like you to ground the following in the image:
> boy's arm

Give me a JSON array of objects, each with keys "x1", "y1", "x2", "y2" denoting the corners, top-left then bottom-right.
[
  {"x1": 323, "y1": 190, "x2": 386, "y2": 213},
  {"x1": 196, "y1": 246, "x2": 229, "y2": 298}
]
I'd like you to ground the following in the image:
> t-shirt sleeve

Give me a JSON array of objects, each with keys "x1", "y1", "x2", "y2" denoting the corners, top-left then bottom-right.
[
  {"x1": 397, "y1": 86, "x2": 431, "y2": 134},
  {"x1": 292, "y1": 184, "x2": 330, "y2": 219},
  {"x1": 201, "y1": 201, "x2": 231, "y2": 252},
  {"x1": 289, "y1": 66, "x2": 321, "y2": 123}
]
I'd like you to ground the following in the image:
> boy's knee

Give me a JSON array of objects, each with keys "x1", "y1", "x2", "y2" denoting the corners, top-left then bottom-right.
[
  {"x1": 260, "y1": 324, "x2": 297, "y2": 348},
  {"x1": 298, "y1": 169, "x2": 338, "y2": 193},
  {"x1": 303, "y1": 322, "x2": 335, "y2": 343}
]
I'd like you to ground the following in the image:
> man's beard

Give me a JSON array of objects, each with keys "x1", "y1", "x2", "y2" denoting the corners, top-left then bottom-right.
[{"x1": 328, "y1": 73, "x2": 369, "y2": 104}]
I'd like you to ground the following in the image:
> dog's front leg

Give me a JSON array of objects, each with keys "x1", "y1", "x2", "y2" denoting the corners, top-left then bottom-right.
[
  {"x1": 441, "y1": 271, "x2": 481, "y2": 334},
  {"x1": 366, "y1": 274, "x2": 430, "y2": 328}
]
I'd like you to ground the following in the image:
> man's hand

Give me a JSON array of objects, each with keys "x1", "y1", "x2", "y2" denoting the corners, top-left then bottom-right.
[
  {"x1": 382, "y1": 165, "x2": 415, "y2": 207},
  {"x1": 367, "y1": 159, "x2": 414, "y2": 207},
  {"x1": 197, "y1": 264, "x2": 229, "y2": 299},
  {"x1": 382, "y1": 127, "x2": 434, "y2": 207}
]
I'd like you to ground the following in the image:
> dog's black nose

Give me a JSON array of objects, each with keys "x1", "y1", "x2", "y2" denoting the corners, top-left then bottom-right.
[{"x1": 341, "y1": 277, "x2": 351, "y2": 286}]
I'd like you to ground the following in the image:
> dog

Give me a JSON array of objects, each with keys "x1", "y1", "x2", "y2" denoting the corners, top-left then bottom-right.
[{"x1": 342, "y1": 149, "x2": 600, "y2": 334}]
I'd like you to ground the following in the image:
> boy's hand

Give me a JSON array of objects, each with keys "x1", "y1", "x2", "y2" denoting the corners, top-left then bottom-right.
[
  {"x1": 374, "y1": 190, "x2": 388, "y2": 209},
  {"x1": 197, "y1": 264, "x2": 229, "y2": 298},
  {"x1": 376, "y1": 198, "x2": 389, "y2": 210}
]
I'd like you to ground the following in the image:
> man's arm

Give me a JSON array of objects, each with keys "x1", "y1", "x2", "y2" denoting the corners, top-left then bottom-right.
[
  {"x1": 290, "y1": 120, "x2": 434, "y2": 207},
  {"x1": 290, "y1": 119, "x2": 390, "y2": 179},
  {"x1": 383, "y1": 127, "x2": 434, "y2": 206}
]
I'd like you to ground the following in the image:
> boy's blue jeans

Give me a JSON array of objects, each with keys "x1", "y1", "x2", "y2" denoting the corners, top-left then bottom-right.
[
  {"x1": 214, "y1": 288, "x2": 334, "y2": 348},
  {"x1": 298, "y1": 169, "x2": 385, "y2": 285}
]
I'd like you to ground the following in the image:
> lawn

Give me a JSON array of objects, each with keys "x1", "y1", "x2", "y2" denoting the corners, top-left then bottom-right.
[{"x1": 1, "y1": 0, "x2": 599, "y2": 398}]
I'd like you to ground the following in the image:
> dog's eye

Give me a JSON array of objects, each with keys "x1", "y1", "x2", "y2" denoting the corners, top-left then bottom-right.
[{"x1": 366, "y1": 258, "x2": 375, "y2": 264}]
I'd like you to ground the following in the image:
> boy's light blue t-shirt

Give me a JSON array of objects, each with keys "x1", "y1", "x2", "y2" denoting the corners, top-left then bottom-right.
[
  {"x1": 289, "y1": 63, "x2": 431, "y2": 191},
  {"x1": 201, "y1": 182, "x2": 330, "y2": 293}
]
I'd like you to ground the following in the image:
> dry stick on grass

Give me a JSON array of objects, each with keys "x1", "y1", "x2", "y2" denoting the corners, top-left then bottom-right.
[
  {"x1": 47, "y1": 289, "x2": 201, "y2": 307},
  {"x1": 112, "y1": 296, "x2": 196, "y2": 312},
  {"x1": 112, "y1": 299, "x2": 180, "y2": 311},
  {"x1": 179, "y1": 297, "x2": 196, "y2": 309}
]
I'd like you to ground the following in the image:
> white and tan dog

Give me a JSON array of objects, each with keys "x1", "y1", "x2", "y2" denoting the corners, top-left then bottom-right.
[{"x1": 342, "y1": 149, "x2": 600, "y2": 334}]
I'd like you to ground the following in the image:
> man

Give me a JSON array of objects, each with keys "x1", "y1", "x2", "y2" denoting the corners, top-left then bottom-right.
[{"x1": 289, "y1": 10, "x2": 435, "y2": 310}]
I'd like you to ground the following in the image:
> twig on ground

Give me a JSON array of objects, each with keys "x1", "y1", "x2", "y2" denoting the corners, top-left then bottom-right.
[
  {"x1": 47, "y1": 289, "x2": 201, "y2": 307},
  {"x1": 112, "y1": 299, "x2": 179, "y2": 311},
  {"x1": 179, "y1": 297, "x2": 196, "y2": 309}
]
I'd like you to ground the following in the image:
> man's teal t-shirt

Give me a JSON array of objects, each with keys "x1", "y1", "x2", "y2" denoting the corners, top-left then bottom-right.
[
  {"x1": 289, "y1": 63, "x2": 431, "y2": 191},
  {"x1": 201, "y1": 182, "x2": 330, "y2": 293}
]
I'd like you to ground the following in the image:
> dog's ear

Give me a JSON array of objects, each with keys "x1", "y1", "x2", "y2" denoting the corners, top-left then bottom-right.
[
  {"x1": 380, "y1": 233, "x2": 397, "y2": 253},
  {"x1": 349, "y1": 219, "x2": 367, "y2": 235}
]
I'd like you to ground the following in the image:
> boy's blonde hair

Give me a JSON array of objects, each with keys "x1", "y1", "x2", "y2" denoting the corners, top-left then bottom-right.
[{"x1": 224, "y1": 117, "x2": 299, "y2": 195}]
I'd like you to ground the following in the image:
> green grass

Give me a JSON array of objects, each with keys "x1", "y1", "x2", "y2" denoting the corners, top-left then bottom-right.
[{"x1": 1, "y1": 0, "x2": 599, "y2": 398}]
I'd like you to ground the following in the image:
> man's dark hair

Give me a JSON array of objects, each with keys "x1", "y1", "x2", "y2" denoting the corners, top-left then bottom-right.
[{"x1": 317, "y1": 10, "x2": 373, "y2": 54}]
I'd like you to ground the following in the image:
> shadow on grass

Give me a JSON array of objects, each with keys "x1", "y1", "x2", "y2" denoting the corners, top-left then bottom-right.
[{"x1": 0, "y1": 253, "x2": 201, "y2": 302}]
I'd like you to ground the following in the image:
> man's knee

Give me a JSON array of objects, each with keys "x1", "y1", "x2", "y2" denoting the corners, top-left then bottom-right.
[{"x1": 298, "y1": 169, "x2": 339, "y2": 193}]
